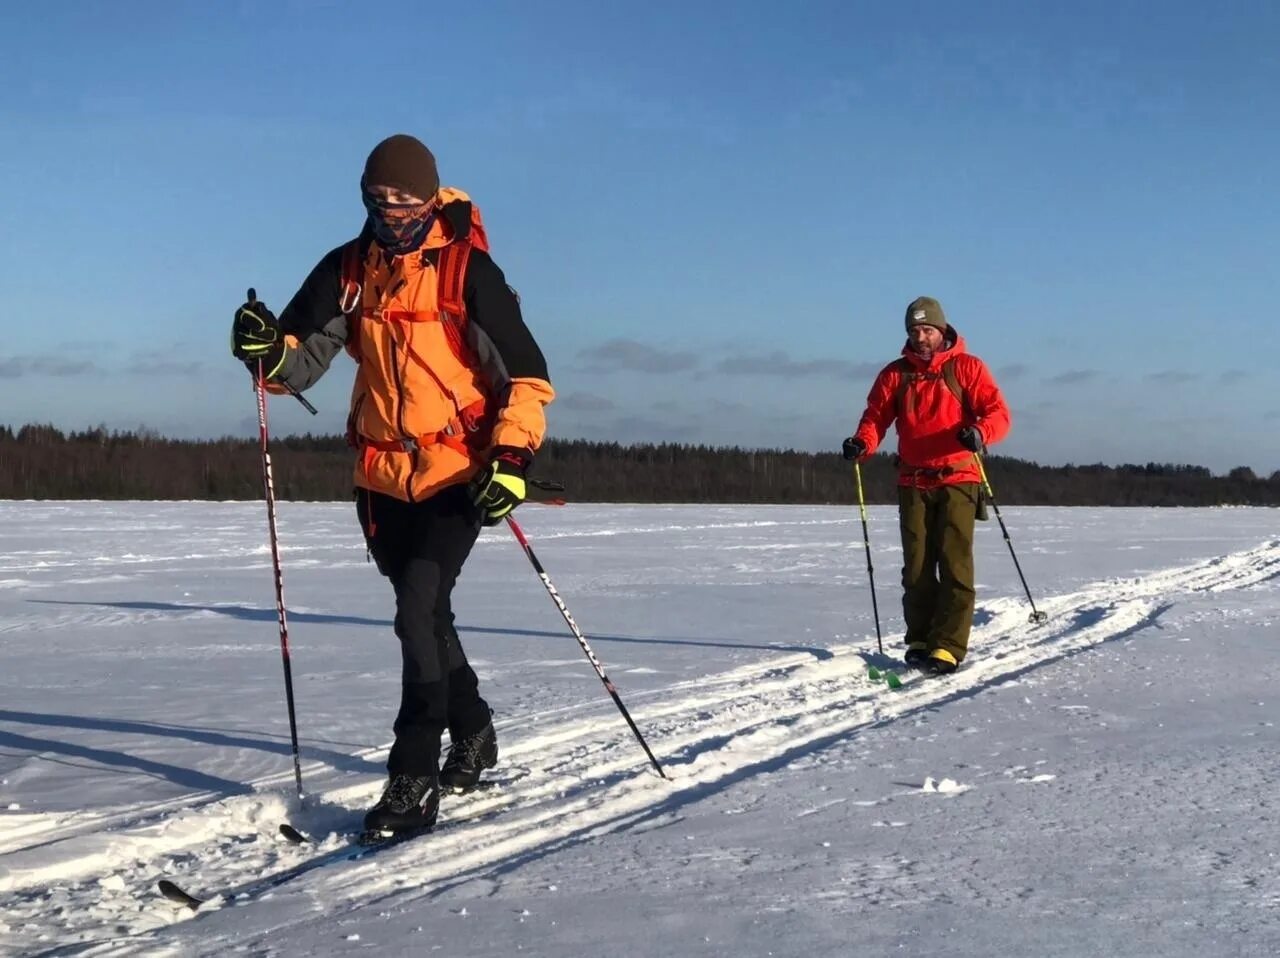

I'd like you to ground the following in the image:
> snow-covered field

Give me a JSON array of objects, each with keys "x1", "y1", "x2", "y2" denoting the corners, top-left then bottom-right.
[{"x1": 1, "y1": 500, "x2": 1277, "y2": 957}]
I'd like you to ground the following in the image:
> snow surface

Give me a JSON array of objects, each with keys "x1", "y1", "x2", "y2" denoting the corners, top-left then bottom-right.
[{"x1": 1, "y1": 500, "x2": 1278, "y2": 957}]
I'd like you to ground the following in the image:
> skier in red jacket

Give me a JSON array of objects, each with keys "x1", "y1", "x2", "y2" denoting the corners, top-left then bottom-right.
[{"x1": 842, "y1": 296, "x2": 1011, "y2": 674}]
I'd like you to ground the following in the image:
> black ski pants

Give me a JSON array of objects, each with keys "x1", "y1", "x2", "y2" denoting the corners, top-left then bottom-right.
[{"x1": 357, "y1": 485, "x2": 492, "y2": 779}]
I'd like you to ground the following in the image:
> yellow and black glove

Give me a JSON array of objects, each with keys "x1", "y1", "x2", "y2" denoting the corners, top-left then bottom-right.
[
  {"x1": 231, "y1": 299, "x2": 286, "y2": 378},
  {"x1": 468, "y1": 449, "x2": 530, "y2": 526}
]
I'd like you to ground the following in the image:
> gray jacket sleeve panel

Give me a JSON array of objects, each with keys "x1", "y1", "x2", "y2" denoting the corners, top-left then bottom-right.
[
  {"x1": 275, "y1": 313, "x2": 351, "y2": 393},
  {"x1": 273, "y1": 243, "x2": 354, "y2": 392}
]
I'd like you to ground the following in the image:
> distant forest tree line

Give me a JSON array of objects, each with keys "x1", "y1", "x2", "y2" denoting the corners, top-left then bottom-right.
[{"x1": 1, "y1": 424, "x2": 1278, "y2": 506}]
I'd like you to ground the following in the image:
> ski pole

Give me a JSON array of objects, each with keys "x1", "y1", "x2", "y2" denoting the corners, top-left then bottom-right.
[
  {"x1": 504, "y1": 515, "x2": 668, "y2": 780},
  {"x1": 853, "y1": 462, "x2": 884, "y2": 655},
  {"x1": 254, "y1": 357, "x2": 305, "y2": 800},
  {"x1": 246, "y1": 287, "x2": 318, "y2": 416},
  {"x1": 974, "y1": 454, "x2": 1048, "y2": 625}
]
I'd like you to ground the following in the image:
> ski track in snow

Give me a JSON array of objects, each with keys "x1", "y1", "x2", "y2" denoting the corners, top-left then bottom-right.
[{"x1": 3, "y1": 537, "x2": 1278, "y2": 956}]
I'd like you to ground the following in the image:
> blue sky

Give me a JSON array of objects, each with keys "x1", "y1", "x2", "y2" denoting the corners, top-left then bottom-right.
[{"x1": 2, "y1": 1, "x2": 1277, "y2": 474}]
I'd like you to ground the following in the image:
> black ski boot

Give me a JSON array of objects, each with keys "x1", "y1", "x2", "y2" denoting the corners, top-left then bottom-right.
[
  {"x1": 363, "y1": 774, "x2": 440, "y2": 835},
  {"x1": 439, "y1": 721, "x2": 498, "y2": 793},
  {"x1": 903, "y1": 645, "x2": 930, "y2": 669}
]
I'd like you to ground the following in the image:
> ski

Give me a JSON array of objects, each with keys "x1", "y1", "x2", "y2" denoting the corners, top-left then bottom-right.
[
  {"x1": 157, "y1": 879, "x2": 205, "y2": 910},
  {"x1": 917, "y1": 664, "x2": 966, "y2": 679},
  {"x1": 275, "y1": 776, "x2": 510, "y2": 847},
  {"x1": 276, "y1": 820, "x2": 437, "y2": 848},
  {"x1": 156, "y1": 769, "x2": 528, "y2": 911},
  {"x1": 156, "y1": 823, "x2": 433, "y2": 911},
  {"x1": 866, "y1": 665, "x2": 903, "y2": 689}
]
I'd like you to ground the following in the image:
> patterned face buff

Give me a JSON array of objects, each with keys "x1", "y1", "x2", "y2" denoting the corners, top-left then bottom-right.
[{"x1": 362, "y1": 190, "x2": 438, "y2": 254}]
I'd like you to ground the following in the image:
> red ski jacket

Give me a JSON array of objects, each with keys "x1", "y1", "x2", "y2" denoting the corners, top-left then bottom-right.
[{"x1": 852, "y1": 328, "x2": 1010, "y2": 488}]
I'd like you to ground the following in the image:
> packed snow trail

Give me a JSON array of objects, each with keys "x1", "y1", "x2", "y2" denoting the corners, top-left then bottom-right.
[{"x1": 3, "y1": 537, "x2": 1277, "y2": 954}]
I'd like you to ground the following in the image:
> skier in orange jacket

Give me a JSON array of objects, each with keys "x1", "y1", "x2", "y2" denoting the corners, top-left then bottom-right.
[{"x1": 231, "y1": 134, "x2": 554, "y2": 834}]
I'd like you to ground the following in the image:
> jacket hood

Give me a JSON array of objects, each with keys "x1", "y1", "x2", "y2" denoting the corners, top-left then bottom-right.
[{"x1": 428, "y1": 187, "x2": 477, "y2": 248}]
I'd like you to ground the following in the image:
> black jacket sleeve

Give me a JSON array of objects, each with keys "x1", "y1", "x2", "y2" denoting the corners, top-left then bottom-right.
[
  {"x1": 461, "y1": 247, "x2": 554, "y2": 456},
  {"x1": 271, "y1": 245, "x2": 353, "y2": 392},
  {"x1": 463, "y1": 248, "x2": 550, "y2": 382}
]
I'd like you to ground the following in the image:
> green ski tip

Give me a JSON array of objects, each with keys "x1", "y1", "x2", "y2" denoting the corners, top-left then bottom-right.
[{"x1": 867, "y1": 665, "x2": 901, "y2": 688}]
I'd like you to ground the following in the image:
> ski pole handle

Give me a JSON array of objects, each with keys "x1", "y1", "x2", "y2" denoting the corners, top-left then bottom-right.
[
  {"x1": 527, "y1": 477, "x2": 568, "y2": 505},
  {"x1": 246, "y1": 287, "x2": 318, "y2": 416}
]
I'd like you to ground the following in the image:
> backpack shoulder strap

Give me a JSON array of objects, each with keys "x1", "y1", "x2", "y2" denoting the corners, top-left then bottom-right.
[
  {"x1": 893, "y1": 357, "x2": 916, "y2": 416},
  {"x1": 338, "y1": 236, "x2": 370, "y2": 362},
  {"x1": 940, "y1": 357, "x2": 964, "y2": 405},
  {"x1": 338, "y1": 238, "x2": 366, "y2": 315},
  {"x1": 940, "y1": 356, "x2": 973, "y2": 421},
  {"x1": 436, "y1": 240, "x2": 472, "y2": 318},
  {"x1": 433, "y1": 240, "x2": 482, "y2": 375}
]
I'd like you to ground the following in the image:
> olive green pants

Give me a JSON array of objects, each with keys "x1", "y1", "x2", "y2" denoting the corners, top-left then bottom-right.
[{"x1": 898, "y1": 482, "x2": 980, "y2": 662}]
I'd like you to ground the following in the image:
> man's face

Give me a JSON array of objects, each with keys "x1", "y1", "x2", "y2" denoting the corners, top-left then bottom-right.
[
  {"x1": 362, "y1": 184, "x2": 440, "y2": 254},
  {"x1": 908, "y1": 324, "x2": 944, "y2": 354}
]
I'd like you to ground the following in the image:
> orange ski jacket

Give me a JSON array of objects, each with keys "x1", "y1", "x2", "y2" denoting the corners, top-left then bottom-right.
[{"x1": 267, "y1": 189, "x2": 554, "y2": 503}]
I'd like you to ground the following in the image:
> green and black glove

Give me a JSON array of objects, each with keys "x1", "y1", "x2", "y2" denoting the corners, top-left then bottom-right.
[
  {"x1": 231, "y1": 300, "x2": 286, "y2": 377},
  {"x1": 468, "y1": 449, "x2": 530, "y2": 526}
]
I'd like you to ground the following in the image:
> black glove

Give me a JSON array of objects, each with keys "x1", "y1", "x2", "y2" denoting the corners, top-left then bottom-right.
[
  {"x1": 957, "y1": 426, "x2": 985, "y2": 453},
  {"x1": 467, "y1": 449, "x2": 530, "y2": 526},
  {"x1": 841, "y1": 437, "x2": 867, "y2": 461},
  {"x1": 231, "y1": 300, "x2": 285, "y2": 373}
]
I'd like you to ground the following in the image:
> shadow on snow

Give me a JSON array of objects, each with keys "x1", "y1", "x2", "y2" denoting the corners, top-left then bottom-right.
[
  {"x1": 28, "y1": 598, "x2": 834, "y2": 660},
  {"x1": 0, "y1": 708, "x2": 381, "y2": 795}
]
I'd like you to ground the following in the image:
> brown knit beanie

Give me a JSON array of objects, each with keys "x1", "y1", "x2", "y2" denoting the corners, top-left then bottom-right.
[
  {"x1": 361, "y1": 134, "x2": 440, "y2": 200},
  {"x1": 904, "y1": 296, "x2": 947, "y2": 332}
]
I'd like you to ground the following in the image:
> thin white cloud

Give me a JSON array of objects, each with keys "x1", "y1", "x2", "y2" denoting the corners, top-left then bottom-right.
[
  {"x1": 577, "y1": 339, "x2": 699, "y2": 374},
  {"x1": 1047, "y1": 370, "x2": 1101, "y2": 386},
  {"x1": 716, "y1": 351, "x2": 881, "y2": 379},
  {"x1": 557, "y1": 391, "x2": 617, "y2": 412},
  {"x1": 0, "y1": 356, "x2": 98, "y2": 378},
  {"x1": 997, "y1": 363, "x2": 1031, "y2": 381}
]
